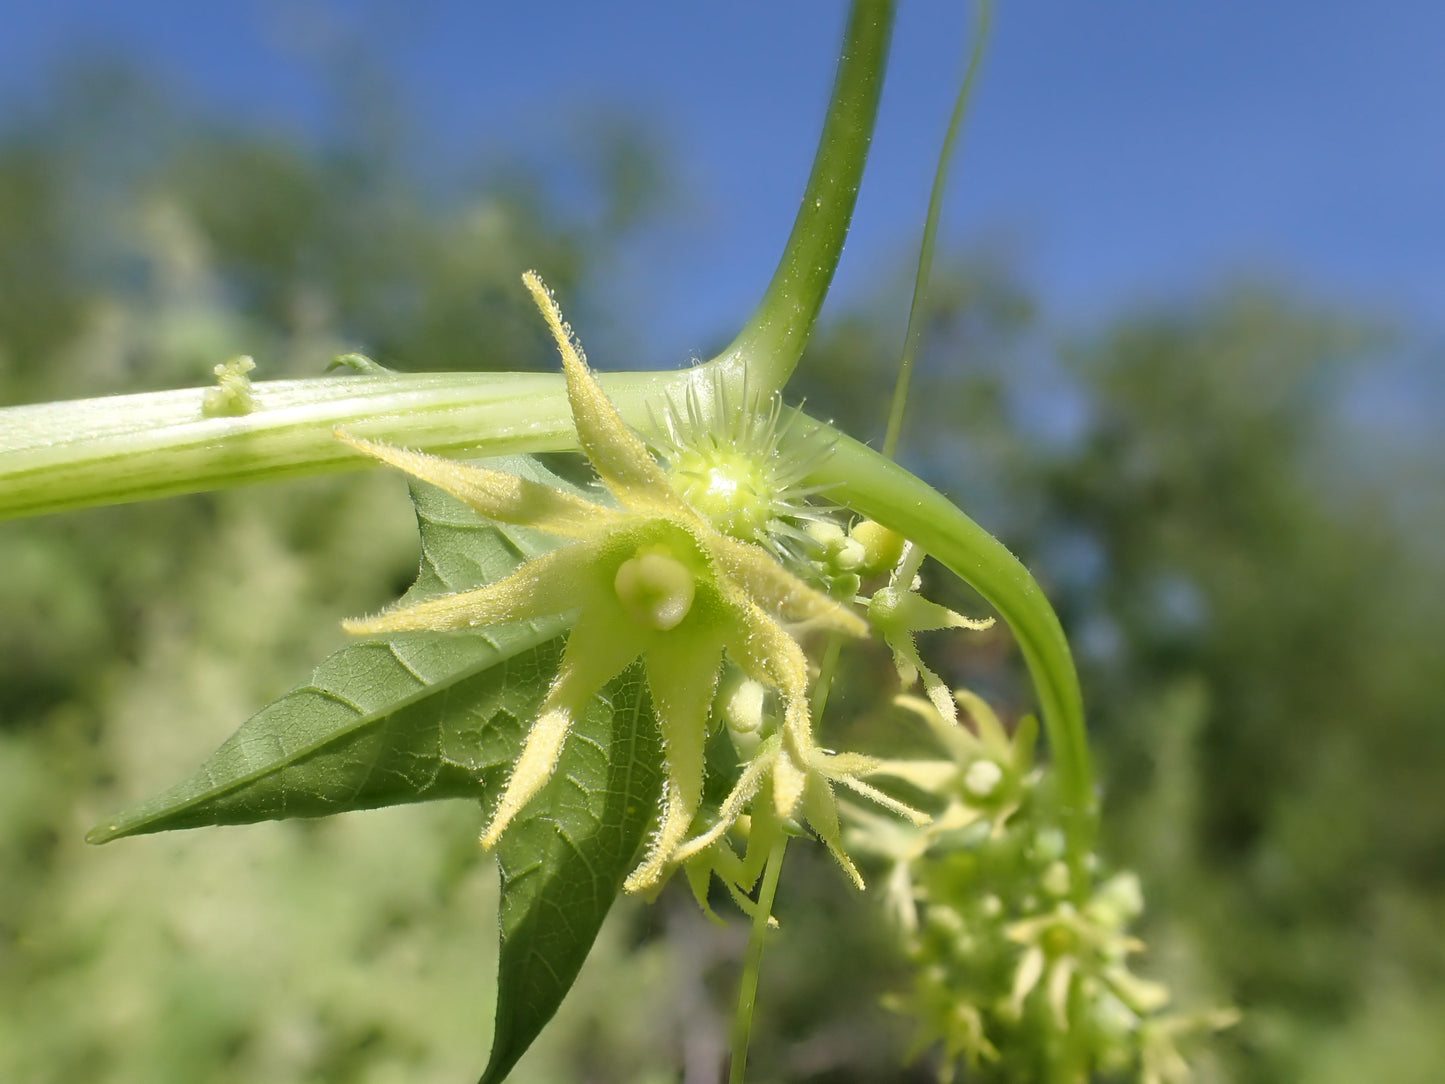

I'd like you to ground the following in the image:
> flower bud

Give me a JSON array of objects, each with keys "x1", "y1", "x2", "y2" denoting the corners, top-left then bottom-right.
[
  {"x1": 963, "y1": 758, "x2": 1004, "y2": 800},
  {"x1": 850, "y1": 519, "x2": 906, "y2": 576}
]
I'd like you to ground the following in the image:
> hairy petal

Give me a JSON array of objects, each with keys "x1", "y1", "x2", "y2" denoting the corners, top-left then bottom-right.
[
  {"x1": 672, "y1": 738, "x2": 778, "y2": 865},
  {"x1": 716, "y1": 582, "x2": 816, "y2": 770},
  {"x1": 1047, "y1": 957, "x2": 1076, "y2": 1030},
  {"x1": 342, "y1": 543, "x2": 603, "y2": 634},
  {"x1": 481, "y1": 606, "x2": 644, "y2": 847},
  {"x1": 480, "y1": 705, "x2": 573, "y2": 850},
  {"x1": 336, "y1": 430, "x2": 617, "y2": 540},
  {"x1": 1008, "y1": 945, "x2": 1047, "y2": 1019},
  {"x1": 708, "y1": 533, "x2": 867, "y2": 636},
  {"x1": 522, "y1": 271, "x2": 694, "y2": 520},
  {"x1": 894, "y1": 592, "x2": 995, "y2": 634},
  {"x1": 683, "y1": 839, "x2": 755, "y2": 921},
  {"x1": 772, "y1": 751, "x2": 808, "y2": 820},
  {"x1": 626, "y1": 635, "x2": 725, "y2": 892},
  {"x1": 716, "y1": 584, "x2": 810, "y2": 705},
  {"x1": 831, "y1": 772, "x2": 932, "y2": 827},
  {"x1": 863, "y1": 757, "x2": 960, "y2": 793},
  {"x1": 801, "y1": 772, "x2": 864, "y2": 888},
  {"x1": 883, "y1": 626, "x2": 957, "y2": 724}
]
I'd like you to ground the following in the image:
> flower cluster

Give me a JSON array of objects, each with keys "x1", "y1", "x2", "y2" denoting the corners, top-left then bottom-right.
[
  {"x1": 339, "y1": 271, "x2": 915, "y2": 894},
  {"x1": 847, "y1": 690, "x2": 1236, "y2": 1084},
  {"x1": 333, "y1": 273, "x2": 1233, "y2": 1081}
]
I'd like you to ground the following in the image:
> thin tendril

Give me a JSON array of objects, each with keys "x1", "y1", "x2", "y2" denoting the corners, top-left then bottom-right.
[
  {"x1": 882, "y1": 0, "x2": 994, "y2": 460},
  {"x1": 727, "y1": 831, "x2": 789, "y2": 1084}
]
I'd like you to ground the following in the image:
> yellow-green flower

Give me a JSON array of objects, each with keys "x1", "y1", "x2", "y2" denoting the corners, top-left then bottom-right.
[
  {"x1": 673, "y1": 730, "x2": 929, "y2": 890},
  {"x1": 339, "y1": 271, "x2": 867, "y2": 891},
  {"x1": 845, "y1": 687, "x2": 1038, "y2": 933},
  {"x1": 868, "y1": 541, "x2": 995, "y2": 723},
  {"x1": 1003, "y1": 872, "x2": 1168, "y2": 1030}
]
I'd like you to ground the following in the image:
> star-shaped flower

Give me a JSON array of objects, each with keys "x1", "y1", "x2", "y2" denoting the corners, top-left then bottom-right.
[
  {"x1": 1003, "y1": 872, "x2": 1168, "y2": 1029},
  {"x1": 338, "y1": 271, "x2": 867, "y2": 891},
  {"x1": 867, "y1": 541, "x2": 995, "y2": 723},
  {"x1": 844, "y1": 687, "x2": 1039, "y2": 933},
  {"x1": 672, "y1": 730, "x2": 929, "y2": 890}
]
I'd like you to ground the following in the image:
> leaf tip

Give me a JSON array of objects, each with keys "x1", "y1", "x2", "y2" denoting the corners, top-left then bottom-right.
[{"x1": 85, "y1": 823, "x2": 122, "y2": 845}]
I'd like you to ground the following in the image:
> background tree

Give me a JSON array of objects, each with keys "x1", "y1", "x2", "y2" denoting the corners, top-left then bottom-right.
[{"x1": 3, "y1": 53, "x2": 1442, "y2": 1084}]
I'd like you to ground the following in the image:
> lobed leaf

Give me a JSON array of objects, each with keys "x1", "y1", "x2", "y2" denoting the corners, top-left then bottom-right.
[
  {"x1": 87, "y1": 457, "x2": 576, "y2": 841},
  {"x1": 88, "y1": 455, "x2": 664, "y2": 1084}
]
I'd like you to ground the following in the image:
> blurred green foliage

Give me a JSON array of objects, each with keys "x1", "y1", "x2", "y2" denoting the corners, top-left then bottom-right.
[
  {"x1": 796, "y1": 263, "x2": 1445, "y2": 1083},
  {"x1": 3, "y1": 62, "x2": 1443, "y2": 1084}
]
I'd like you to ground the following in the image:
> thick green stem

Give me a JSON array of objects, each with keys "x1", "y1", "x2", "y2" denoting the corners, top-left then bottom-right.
[
  {"x1": 808, "y1": 424, "x2": 1098, "y2": 890},
  {"x1": 0, "y1": 370, "x2": 688, "y2": 521},
  {"x1": 713, "y1": 0, "x2": 894, "y2": 397}
]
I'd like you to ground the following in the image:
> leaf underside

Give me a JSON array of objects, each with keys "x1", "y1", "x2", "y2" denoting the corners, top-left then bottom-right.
[
  {"x1": 88, "y1": 455, "x2": 663, "y2": 1084},
  {"x1": 481, "y1": 661, "x2": 662, "y2": 1084}
]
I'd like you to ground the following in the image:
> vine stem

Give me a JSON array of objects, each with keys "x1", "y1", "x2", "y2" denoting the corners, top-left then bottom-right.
[
  {"x1": 727, "y1": 832, "x2": 788, "y2": 1084},
  {"x1": 0, "y1": 370, "x2": 678, "y2": 521},
  {"x1": 716, "y1": 0, "x2": 894, "y2": 398},
  {"x1": 843, "y1": 0, "x2": 1093, "y2": 893},
  {"x1": 727, "y1": 630, "x2": 848, "y2": 1083},
  {"x1": 806, "y1": 424, "x2": 1097, "y2": 894}
]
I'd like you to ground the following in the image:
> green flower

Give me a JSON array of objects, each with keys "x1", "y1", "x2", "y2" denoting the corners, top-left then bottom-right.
[
  {"x1": 1003, "y1": 873, "x2": 1168, "y2": 1030},
  {"x1": 1137, "y1": 1007, "x2": 1241, "y2": 1084},
  {"x1": 868, "y1": 541, "x2": 995, "y2": 722},
  {"x1": 845, "y1": 686, "x2": 1038, "y2": 933},
  {"x1": 338, "y1": 271, "x2": 867, "y2": 892},
  {"x1": 674, "y1": 730, "x2": 929, "y2": 889},
  {"x1": 895, "y1": 687, "x2": 1039, "y2": 831}
]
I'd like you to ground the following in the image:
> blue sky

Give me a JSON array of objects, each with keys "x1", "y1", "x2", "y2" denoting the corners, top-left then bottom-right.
[{"x1": 3, "y1": 0, "x2": 1442, "y2": 369}]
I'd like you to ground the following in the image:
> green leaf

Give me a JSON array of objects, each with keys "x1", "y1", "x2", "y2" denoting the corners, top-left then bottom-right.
[
  {"x1": 89, "y1": 454, "x2": 667, "y2": 1084},
  {"x1": 480, "y1": 662, "x2": 663, "y2": 1084},
  {"x1": 87, "y1": 457, "x2": 576, "y2": 843}
]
